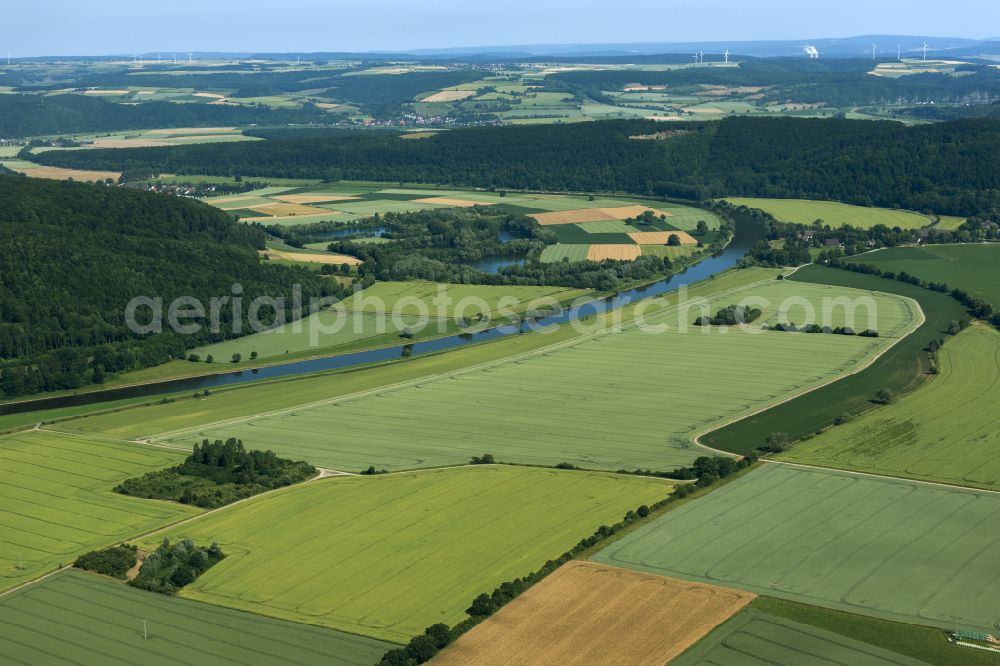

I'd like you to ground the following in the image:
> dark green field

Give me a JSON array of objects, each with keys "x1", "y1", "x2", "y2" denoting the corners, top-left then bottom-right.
[
  {"x1": 0, "y1": 570, "x2": 393, "y2": 665},
  {"x1": 702, "y1": 264, "x2": 969, "y2": 453},
  {"x1": 846, "y1": 244, "x2": 1000, "y2": 307}
]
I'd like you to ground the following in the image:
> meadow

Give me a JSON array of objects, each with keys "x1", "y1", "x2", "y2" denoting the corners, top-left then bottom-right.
[
  {"x1": 0, "y1": 570, "x2": 392, "y2": 665},
  {"x1": 0, "y1": 431, "x2": 198, "y2": 590},
  {"x1": 723, "y1": 197, "x2": 931, "y2": 229},
  {"x1": 434, "y1": 561, "x2": 754, "y2": 666},
  {"x1": 671, "y1": 606, "x2": 921, "y2": 666},
  {"x1": 54, "y1": 269, "x2": 779, "y2": 442},
  {"x1": 702, "y1": 265, "x2": 969, "y2": 453},
  {"x1": 846, "y1": 243, "x2": 1000, "y2": 307},
  {"x1": 593, "y1": 464, "x2": 1000, "y2": 633},
  {"x1": 778, "y1": 324, "x2": 1000, "y2": 491},
  {"x1": 154, "y1": 279, "x2": 915, "y2": 472},
  {"x1": 138, "y1": 466, "x2": 670, "y2": 643}
]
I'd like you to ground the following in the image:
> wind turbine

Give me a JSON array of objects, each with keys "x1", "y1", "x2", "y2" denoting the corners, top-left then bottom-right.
[
  {"x1": 692, "y1": 52, "x2": 699, "y2": 64},
  {"x1": 871, "y1": 42, "x2": 879, "y2": 60},
  {"x1": 699, "y1": 50, "x2": 704, "y2": 64},
  {"x1": 171, "y1": 53, "x2": 177, "y2": 64},
  {"x1": 188, "y1": 52, "x2": 193, "y2": 64},
  {"x1": 922, "y1": 41, "x2": 930, "y2": 61},
  {"x1": 897, "y1": 44, "x2": 902, "y2": 61},
  {"x1": 723, "y1": 49, "x2": 730, "y2": 64}
]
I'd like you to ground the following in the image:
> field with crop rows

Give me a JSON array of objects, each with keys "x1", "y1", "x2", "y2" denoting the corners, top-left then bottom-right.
[
  {"x1": 724, "y1": 198, "x2": 931, "y2": 229},
  {"x1": 846, "y1": 243, "x2": 1000, "y2": 308},
  {"x1": 0, "y1": 431, "x2": 197, "y2": 590},
  {"x1": 0, "y1": 570, "x2": 391, "y2": 665},
  {"x1": 139, "y1": 466, "x2": 670, "y2": 643},
  {"x1": 594, "y1": 464, "x2": 1000, "y2": 633},
  {"x1": 778, "y1": 324, "x2": 1000, "y2": 490},
  {"x1": 155, "y1": 279, "x2": 915, "y2": 472}
]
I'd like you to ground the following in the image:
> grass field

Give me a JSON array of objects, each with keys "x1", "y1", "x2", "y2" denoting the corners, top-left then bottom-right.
[
  {"x1": 434, "y1": 561, "x2": 754, "y2": 666},
  {"x1": 539, "y1": 244, "x2": 592, "y2": 263},
  {"x1": 702, "y1": 264, "x2": 969, "y2": 454},
  {"x1": 0, "y1": 570, "x2": 392, "y2": 665},
  {"x1": 150, "y1": 278, "x2": 914, "y2": 472},
  {"x1": 724, "y1": 198, "x2": 931, "y2": 230},
  {"x1": 54, "y1": 269, "x2": 779, "y2": 442},
  {"x1": 671, "y1": 606, "x2": 923, "y2": 666},
  {"x1": 139, "y1": 466, "x2": 670, "y2": 643},
  {"x1": 778, "y1": 324, "x2": 1000, "y2": 491},
  {"x1": 340, "y1": 281, "x2": 592, "y2": 317},
  {"x1": 593, "y1": 463, "x2": 1000, "y2": 633},
  {"x1": 846, "y1": 244, "x2": 1000, "y2": 307},
  {"x1": 0, "y1": 431, "x2": 198, "y2": 590}
]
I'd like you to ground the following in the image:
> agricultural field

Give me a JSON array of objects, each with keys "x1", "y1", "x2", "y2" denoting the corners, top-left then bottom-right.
[
  {"x1": 778, "y1": 324, "x2": 1000, "y2": 491},
  {"x1": 53, "y1": 268, "x2": 779, "y2": 441},
  {"x1": 152, "y1": 278, "x2": 916, "y2": 472},
  {"x1": 0, "y1": 570, "x2": 392, "y2": 665},
  {"x1": 0, "y1": 431, "x2": 198, "y2": 591},
  {"x1": 671, "y1": 606, "x2": 922, "y2": 666},
  {"x1": 846, "y1": 243, "x2": 1000, "y2": 307},
  {"x1": 28, "y1": 127, "x2": 257, "y2": 151},
  {"x1": 593, "y1": 463, "x2": 1000, "y2": 633},
  {"x1": 723, "y1": 197, "x2": 932, "y2": 229},
  {"x1": 434, "y1": 561, "x2": 754, "y2": 666},
  {"x1": 137, "y1": 466, "x2": 671, "y2": 643},
  {"x1": 0, "y1": 157, "x2": 120, "y2": 182}
]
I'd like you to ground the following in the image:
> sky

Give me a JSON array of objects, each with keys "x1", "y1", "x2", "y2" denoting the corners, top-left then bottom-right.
[{"x1": 6, "y1": 1, "x2": 998, "y2": 57}]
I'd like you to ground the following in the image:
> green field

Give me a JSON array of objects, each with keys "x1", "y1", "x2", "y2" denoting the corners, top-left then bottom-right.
[
  {"x1": 778, "y1": 324, "x2": 1000, "y2": 491},
  {"x1": 139, "y1": 466, "x2": 670, "y2": 643},
  {"x1": 539, "y1": 244, "x2": 592, "y2": 262},
  {"x1": 0, "y1": 431, "x2": 198, "y2": 590},
  {"x1": 341, "y1": 281, "x2": 592, "y2": 317},
  {"x1": 846, "y1": 244, "x2": 1000, "y2": 307},
  {"x1": 54, "y1": 269, "x2": 778, "y2": 442},
  {"x1": 593, "y1": 464, "x2": 1000, "y2": 633},
  {"x1": 0, "y1": 570, "x2": 392, "y2": 665},
  {"x1": 702, "y1": 265, "x2": 970, "y2": 453},
  {"x1": 152, "y1": 279, "x2": 915, "y2": 472},
  {"x1": 724, "y1": 198, "x2": 931, "y2": 229},
  {"x1": 672, "y1": 606, "x2": 920, "y2": 666}
]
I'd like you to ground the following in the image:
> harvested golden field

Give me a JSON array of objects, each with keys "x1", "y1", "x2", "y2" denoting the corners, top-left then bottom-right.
[
  {"x1": 399, "y1": 131, "x2": 438, "y2": 140},
  {"x1": 272, "y1": 194, "x2": 358, "y2": 204},
  {"x1": 89, "y1": 138, "x2": 165, "y2": 148},
  {"x1": 413, "y1": 196, "x2": 480, "y2": 207},
  {"x1": 531, "y1": 206, "x2": 670, "y2": 226},
  {"x1": 586, "y1": 244, "x2": 642, "y2": 261},
  {"x1": 18, "y1": 164, "x2": 120, "y2": 182},
  {"x1": 683, "y1": 106, "x2": 725, "y2": 114},
  {"x1": 262, "y1": 250, "x2": 362, "y2": 265},
  {"x1": 434, "y1": 561, "x2": 754, "y2": 666},
  {"x1": 247, "y1": 202, "x2": 330, "y2": 217},
  {"x1": 83, "y1": 89, "x2": 129, "y2": 95},
  {"x1": 422, "y1": 90, "x2": 476, "y2": 102},
  {"x1": 146, "y1": 127, "x2": 237, "y2": 134},
  {"x1": 192, "y1": 92, "x2": 225, "y2": 99},
  {"x1": 624, "y1": 84, "x2": 667, "y2": 91},
  {"x1": 627, "y1": 230, "x2": 697, "y2": 245}
]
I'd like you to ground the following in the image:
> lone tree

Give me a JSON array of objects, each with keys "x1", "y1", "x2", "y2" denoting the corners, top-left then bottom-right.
[
  {"x1": 667, "y1": 234, "x2": 682, "y2": 247},
  {"x1": 874, "y1": 388, "x2": 895, "y2": 405},
  {"x1": 696, "y1": 219, "x2": 709, "y2": 235},
  {"x1": 231, "y1": 353, "x2": 241, "y2": 364},
  {"x1": 765, "y1": 432, "x2": 789, "y2": 452}
]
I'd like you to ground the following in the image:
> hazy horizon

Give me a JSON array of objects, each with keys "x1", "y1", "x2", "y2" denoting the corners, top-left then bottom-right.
[{"x1": 6, "y1": 0, "x2": 998, "y2": 58}]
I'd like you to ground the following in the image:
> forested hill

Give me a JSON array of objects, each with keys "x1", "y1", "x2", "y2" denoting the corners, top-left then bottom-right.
[
  {"x1": 0, "y1": 177, "x2": 331, "y2": 399},
  {"x1": 33, "y1": 117, "x2": 1000, "y2": 216},
  {"x1": 0, "y1": 94, "x2": 333, "y2": 139}
]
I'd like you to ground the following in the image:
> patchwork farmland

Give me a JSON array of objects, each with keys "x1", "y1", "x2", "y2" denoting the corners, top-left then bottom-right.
[
  {"x1": 0, "y1": 431, "x2": 198, "y2": 591},
  {"x1": 778, "y1": 323, "x2": 1000, "y2": 490},
  {"x1": 137, "y1": 466, "x2": 670, "y2": 643},
  {"x1": 434, "y1": 561, "x2": 755, "y2": 666},
  {"x1": 0, "y1": 570, "x2": 391, "y2": 665},
  {"x1": 154, "y1": 279, "x2": 917, "y2": 472},
  {"x1": 593, "y1": 463, "x2": 1000, "y2": 633}
]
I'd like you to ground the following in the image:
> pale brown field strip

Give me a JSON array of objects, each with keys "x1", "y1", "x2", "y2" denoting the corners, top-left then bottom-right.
[
  {"x1": 261, "y1": 250, "x2": 362, "y2": 266},
  {"x1": 247, "y1": 202, "x2": 330, "y2": 217},
  {"x1": 271, "y1": 195, "x2": 359, "y2": 204},
  {"x1": 586, "y1": 244, "x2": 642, "y2": 261},
  {"x1": 412, "y1": 197, "x2": 481, "y2": 207},
  {"x1": 422, "y1": 90, "x2": 476, "y2": 102},
  {"x1": 18, "y1": 165, "x2": 121, "y2": 182},
  {"x1": 146, "y1": 127, "x2": 236, "y2": 134},
  {"x1": 627, "y1": 230, "x2": 698, "y2": 245},
  {"x1": 531, "y1": 206, "x2": 672, "y2": 226},
  {"x1": 434, "y1": 561, "x2": 754, "y2": 666}
]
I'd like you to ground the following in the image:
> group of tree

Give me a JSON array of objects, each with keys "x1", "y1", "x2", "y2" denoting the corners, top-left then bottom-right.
[
  {"x1": 129, "y1": 538, "x2": 224, "y2": 595},
  {"x1": 693, "y1": 304, "x2": 762, "y2": 327},
  {"x1": 114, "y1": 437, "x2": 316, "y2": 508},
  {"x1": 0, "y1": 176, "x2": 343, "y2": 399},
  {"x1": 74, "y1": 543, "x2": 138, "y2": 579},
  {"x1": 32, "y1": 116, "x2": 1000, "y2": 217}
]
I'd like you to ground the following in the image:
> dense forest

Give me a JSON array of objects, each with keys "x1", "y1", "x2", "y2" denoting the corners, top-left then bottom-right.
[
  {"x1": 33, "y1": 117, "x2": 1000, "y2": 216},
  {"x1": 548, "y1": 59, "x2": 1000, "y2": 106},
  {"x1": 0, "y1": 94, "x2": 337, "y2": 139},
  {"x1": 0, "y1": 176, "x2": 338, "y2": 399}
]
